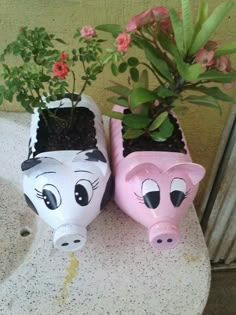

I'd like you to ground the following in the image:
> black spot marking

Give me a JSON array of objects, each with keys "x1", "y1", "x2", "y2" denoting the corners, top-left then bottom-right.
[
  {"x1": 21, "y1": 158, "x2": 42, "y2": 171},
  {"x1": 100, "y1": 175, "x2": 113, "y2": 210},
  {"x1": 85, "y1": 149, "x2": 106, "y2": 163},
  {"x1": 24, "y1": 194, "x2": 38, "y2": 215}
]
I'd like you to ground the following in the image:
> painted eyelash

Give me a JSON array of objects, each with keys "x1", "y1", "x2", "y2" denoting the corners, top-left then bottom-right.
[
  {"x1": 92, "y1": 178, "x2": 99, "y2": 190},
  {"x1": 35, "y1": 188, "x2": 44, "y2": 199},
  {"x1": 183, "y1": 189, "x2": 191, "y2": 199},
  {"x1": 134, "y1": 192, "x2": 145, "y2": 204}
]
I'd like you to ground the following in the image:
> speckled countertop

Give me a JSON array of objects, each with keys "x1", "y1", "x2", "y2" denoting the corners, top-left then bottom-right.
[{"x1": 0, "y1": 113, "x2": 211, "y2": 315}]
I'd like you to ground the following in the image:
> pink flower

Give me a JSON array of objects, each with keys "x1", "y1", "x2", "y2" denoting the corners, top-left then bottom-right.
[
  {"x1": 204, "y1": 41, "x2": 218, "y2": 51},
  {"x1": 215, "y1": 56, "x2": 232, "y2": 73},
  {"x1": 152, "y1": 7, "x2": 169, "y2": 19},
  {"x1": 126, "y1": 7, "x2": 168, "y2": 32},
  {"x1": 160, "y1": 17, "x2": 173, "y2": 35},
  {"x1": 194, "y1": 48, "x2": 215, "y2": 70},
  {"x1": 154, "y1": 100, "x2": 160, "y2": 107},
  {"x1": 223, "y1": 80, "x2": 236, "y2": 90},
  {"x1": 80, "y1": 25, "x2": 96, "y2": 40},
  {"x1": 60, "y1": 52, "x2": 68, "y2": 60},
  {"x1": 52, "y1": 61, "x2": 70, "y2": 80},
  {"x1": 116, "y1": 32, "x2": 131, "y2": 52}
]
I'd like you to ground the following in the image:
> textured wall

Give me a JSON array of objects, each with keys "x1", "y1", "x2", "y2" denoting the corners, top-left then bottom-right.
[{"x1": 0, "y1": 0, "x2": 235, "y2": 211}]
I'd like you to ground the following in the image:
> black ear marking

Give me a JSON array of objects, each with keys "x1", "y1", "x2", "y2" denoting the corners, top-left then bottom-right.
[
  {"x1": 24, "y1": 194, "x2": 38, "y2": 215},
  {"x1": 21, "y1": 158, "x2": 42, "y2": 171},
  {"x1": 100, "y1": 175, "x2": 113, "y2": 210},
  {"x1": 85, "y1": 149, "x2": 106, "y2": 163}
]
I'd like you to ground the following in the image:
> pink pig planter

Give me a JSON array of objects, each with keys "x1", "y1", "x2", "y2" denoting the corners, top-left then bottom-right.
[{"x1": 111, "y1": 105, "x2": 205, "y2": 250}]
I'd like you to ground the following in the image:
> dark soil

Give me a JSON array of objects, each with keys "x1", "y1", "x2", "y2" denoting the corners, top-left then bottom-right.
[
  {"x1": 34, "y1": 107, "x2": 97, "y2": 156},
  {"x1": 122, "y1": 110, "x2": 187, "y2": 157}
]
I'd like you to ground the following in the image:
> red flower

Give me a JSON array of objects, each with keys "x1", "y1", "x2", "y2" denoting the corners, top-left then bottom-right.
[
  {"x1": 126, "y1": 7, "x2": 168, "y2": 32},
  {"x1": 52, "y1": 61, "x2": 70, "y2": 80},
  {"x1": 60, "y1": 52, "x2": 68, "y2": 60},
  {"x1": 116, "y1": 32, "x2": 131, "y2": 52}
]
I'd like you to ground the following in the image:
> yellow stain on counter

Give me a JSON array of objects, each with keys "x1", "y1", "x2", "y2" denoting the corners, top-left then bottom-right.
[{"x1": 57, "y1": 252, "x2": 79, "y2": 305}]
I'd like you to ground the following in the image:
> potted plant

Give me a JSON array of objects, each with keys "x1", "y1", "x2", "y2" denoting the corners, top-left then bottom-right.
[
  {"x1": 0, "y1": 26, "x2": 112, "y2": 252},
  {"x1": 96, "y1": 0, "x2": 236, "y2": 249}
]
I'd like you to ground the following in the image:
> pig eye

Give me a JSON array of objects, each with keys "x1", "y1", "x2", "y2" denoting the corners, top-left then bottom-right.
[
  {"x1": 170, "y1": 178, "x2": 187, "y2": 207},
  {"x1": 40, "y1": 184, "x2": 61, "y2": 210},
  {"x1": 141, "y1": 179, "x2": 160, "y2": 209},
  {"x1": 74, "y1": 179, "x2": 97, "y2": 206}
]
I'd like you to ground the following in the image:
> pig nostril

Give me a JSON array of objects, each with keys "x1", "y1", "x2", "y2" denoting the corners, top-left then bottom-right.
[
  {"x1": 167, "y1": 239, "x2": 173, "y2": 243},
  {"x1": 74, "y1": 240, "x2": 81, "y2": 243},
  {"x1": 157, "y1": 239, "x2": 163, "y2": 243},
  {"x1": 61, "y1": 243, "x2": 69, "y2": 246}
]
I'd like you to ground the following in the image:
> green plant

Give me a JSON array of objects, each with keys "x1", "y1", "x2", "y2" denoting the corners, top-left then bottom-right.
[
  {"x1": 0, "y1": 26, "x2": 105, "y2": 126},
  {"x1": 97, "y1": 0, "x2": 236, "y2": 141}
]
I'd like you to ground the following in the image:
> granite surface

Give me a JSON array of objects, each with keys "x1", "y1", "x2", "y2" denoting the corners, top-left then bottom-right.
[{"x1": 0, "y1": 113, "x2": 211, "y2": 315}]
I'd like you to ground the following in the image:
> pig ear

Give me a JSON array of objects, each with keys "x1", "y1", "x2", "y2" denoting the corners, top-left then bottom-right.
[
  {"x1": 21, "y1": 158, "x2": 42, "y2": 171},
  {"x1": 126, "y1": 163, "x2": 162, "y2": 181},
  {"x1": 73, "y1": 149, "x2": 108, "y2": 176},
  {"x1": 21, "y1": 157, "x2": 62, "y2": 172},
  {"x1": 166, "y1": 163, "x2": 205, "y2": 185}
]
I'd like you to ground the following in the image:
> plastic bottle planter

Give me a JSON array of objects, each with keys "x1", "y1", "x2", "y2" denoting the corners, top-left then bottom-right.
[
  {"x1": 21, "y1": 95, "x2": 112, "y2": 252},
  {"x1": 111, "y1": 105, "x2": 205, "y2": 250}
]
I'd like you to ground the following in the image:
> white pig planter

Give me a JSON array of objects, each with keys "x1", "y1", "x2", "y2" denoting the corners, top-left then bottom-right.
[
  {"x1": 21, "y1": 94, "x2": 112, "y2": 252},
  {"x1": 111, "y1": 105, "x2": 205, "y2": 250}
]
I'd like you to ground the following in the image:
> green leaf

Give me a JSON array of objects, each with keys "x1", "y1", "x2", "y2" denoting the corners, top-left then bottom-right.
[
  {"x1": 193, "y1": 0, "x2": 209, "y2": 40},
  {"x1": 127, "y1": 57, "x2": 139, "y2": 67},
  {"x1": 168, "y1": 5, "x2": 184, "y2": 56},
  {"x1": 189, "y1": 2, "x2": 235, "y2": 55},
  {"x1": 139, "y1": 69, "x2": 149, "y2": 89},
  {"x1": 185, "y1": 95, "x2": 222, "y2": 113},
  {"x1": 55, "y1": 38, "x2": 66, "y2": 44},
  {"x1": 123, "y1": 114, "x2": 151, "y2": 129},
  {"x1": 111, "y1": 62, "x2": 119, "y2": 76},
  {"x1": 158, "y1": 32, "x2": 179, "y2": 57},
  {"x1": 123, "y1": 129, "x2": 145, "y2": 139},
  {"x1": 215, "y1": 41, "x2": 236, "y2": 57},
  {"x1": 130, "y1": 87, "x2": 157, "y2": 110},
  {"x1": 149, "y1": 112, "x2": 168, "y2": 132},
  {"x1": 175, "y1": 56, "x2": 202, "y2": 81},
  {"x1": 95, "y1": 24, "x2": 123, "y2": 37},
  {"x1": 107, "y1": 96, "x2": 128, "y2": 107},
  {"x1": 106, "y1": 84, "x2": 131, "y2": 97},
  {"x1": 118, "y1": 62, "x2": 128, "y2": 73},
  {"x1": 181, "y1": 0, "x2": 194, "y2": 53},
  {"x1": 187, "y1": 85, "x2": 235, "y2": 102},
  {"x1": 143, "y1": 42, "x2": 173, "y2": 82},
  {"x1": 199, "y1": 70, "x2": 236, "y2": 83},
  {"x1": 155, "y1": 86, "x2": 177, "y2": 97},
  {"x1": 132, "y1": 36, "x2": 163, "y2": 58},
  {"x1": 150, "y1": 117, "x2": 174, "y2": 142},
  {"x1": 104, "y1": 111, "x2": 124, "y2": 120},
  {"x1": 130, "y1": 67, "x2": 139, "y2": 82},
  {"x1": 0, "y1": 93, "x2": 3, "y2": 105}
]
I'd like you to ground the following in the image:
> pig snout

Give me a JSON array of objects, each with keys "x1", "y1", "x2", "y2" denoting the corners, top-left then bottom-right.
[
  {"x1": 149, "y1": 222, "x2": 180, "y2": 250},
  {"x1": 53, "y1": 224, "x2": 87, "y2": 252}
]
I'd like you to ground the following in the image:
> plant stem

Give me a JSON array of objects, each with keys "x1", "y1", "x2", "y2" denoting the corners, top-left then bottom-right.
[
  {"x1": 137, "y1": 30, "x2": 176, "y2": 72},
  {"x1": 140, "y1": 62, "x2": 165, "y2": 86}
]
